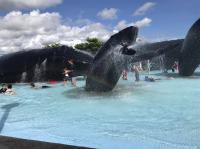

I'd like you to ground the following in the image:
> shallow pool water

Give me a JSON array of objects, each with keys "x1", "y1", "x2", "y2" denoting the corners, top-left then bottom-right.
[{"x1": 0, "y1": 71, "x2": 200, "y2": 149}]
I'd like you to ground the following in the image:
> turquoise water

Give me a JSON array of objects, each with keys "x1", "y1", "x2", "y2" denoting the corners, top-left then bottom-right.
[{"x1": 0, "y1": 71, "x2": 200, "y2": 149}]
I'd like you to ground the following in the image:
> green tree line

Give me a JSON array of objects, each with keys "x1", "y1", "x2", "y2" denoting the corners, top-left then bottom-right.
[
  {"x1": 44, "y1": 38, "x2": 103, "y2": 55},
  {"x1": 75, "y1": 38, "x2": 103, "y2": 54}
]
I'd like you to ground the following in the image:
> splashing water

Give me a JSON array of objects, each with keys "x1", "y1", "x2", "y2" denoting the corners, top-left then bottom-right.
[
  {"x1": 33, "y1": 59, "x2": 47, "y2": 82},
  {"x1": 20, "y1": 72, "x2": 27, "y2": 83}
]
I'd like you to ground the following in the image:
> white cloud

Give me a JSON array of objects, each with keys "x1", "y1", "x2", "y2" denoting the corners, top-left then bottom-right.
[
  {"x1": 97, "y1": 8, "x2": 118, "y2": 20},
  {"x1": 0, "y1": 0, "x2": 62, "y2": 10},
  {"x1": 114, "y1": 17, "x2": 152, "y2": 31},
  {"x1": 133, "y1": 2, "x2": 156, "y2": 16},
  {"x1": 0, "y1": 10, "x2": 153, "y2": 55},
  {"x1": 114, "y1": 20, "x2": 128, "y2": 31},
  {"x1": 133, "y1": 17, "x2": 152, "y2": 28},
  {"x1": 0, "y1": 10, "x2": 111, "y2": 54}
]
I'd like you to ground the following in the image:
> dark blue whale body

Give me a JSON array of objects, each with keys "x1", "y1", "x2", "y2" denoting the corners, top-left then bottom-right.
[
  {"x1": 179, "y1": 19, "x2": 200, "y2": 76},
  {"x1": 0, "y1": 18, "x2": 200, "y2": 92},
  {"x1": 0, "y1": 46, "x2": 93, "y2": 82}
]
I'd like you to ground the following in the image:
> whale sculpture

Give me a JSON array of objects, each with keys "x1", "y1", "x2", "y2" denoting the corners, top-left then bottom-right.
[
  {"x1": 86, "y1": 26, "x2": 138, "y2": 91},
  {"x1": 0, "y1": 18, "x2": 200, "y2": 92},
  {"x1": 86, "y1": 18, "x2": 200, "y2": 91},
  {"x1": 0, "y1": 46, "x2": 93, "y2": 82},
  {"x1": 179, "y1": 18, "x2": 200, "y2": 76},
  {"x1": 130, "y1": 18, "x2": 200, "y2": 76}
]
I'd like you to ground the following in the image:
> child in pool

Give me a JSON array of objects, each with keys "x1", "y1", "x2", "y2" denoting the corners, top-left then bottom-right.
[{"x1": 5, "y1": 84, "x2": 16, "y2": 96}]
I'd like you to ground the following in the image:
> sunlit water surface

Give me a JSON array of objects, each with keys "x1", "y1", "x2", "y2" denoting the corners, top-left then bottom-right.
[{"x1": 0, "y1": 71, "x2": 200, "y2": 149}]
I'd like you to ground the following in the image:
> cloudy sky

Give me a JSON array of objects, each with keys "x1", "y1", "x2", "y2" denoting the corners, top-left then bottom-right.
[{"x1": 0, "y1": 0, "x2": 199, "y2": 54}]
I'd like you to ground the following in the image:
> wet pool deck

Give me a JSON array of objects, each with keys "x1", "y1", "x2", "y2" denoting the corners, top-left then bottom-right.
[{"x1": 0, "y1": 135, "x2": 93, "y2": 149}]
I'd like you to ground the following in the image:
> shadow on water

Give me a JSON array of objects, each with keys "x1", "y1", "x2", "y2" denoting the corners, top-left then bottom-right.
[{"x1": 0, "y1": 102, "x2": 20, "y2": 133}]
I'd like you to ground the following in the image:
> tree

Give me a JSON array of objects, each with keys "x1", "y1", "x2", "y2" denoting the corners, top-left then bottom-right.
[{"x1": 75, "y1": 38, "x2": 103, "y2": 54}]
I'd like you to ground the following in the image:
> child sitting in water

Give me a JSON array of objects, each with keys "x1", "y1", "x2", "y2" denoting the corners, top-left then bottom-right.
[{"x1": 5, "y1": 84, "x2": 16, "y2": 96}]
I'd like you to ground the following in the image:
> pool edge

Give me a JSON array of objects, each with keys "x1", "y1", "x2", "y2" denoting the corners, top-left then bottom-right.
[{"x1": 0, "y1": 135, "x2": 94, "y2": 149}]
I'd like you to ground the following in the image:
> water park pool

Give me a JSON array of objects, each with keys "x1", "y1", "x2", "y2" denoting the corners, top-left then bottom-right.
[{"x1": 0, "y1": 71, "x2": 200, "y2": 149}]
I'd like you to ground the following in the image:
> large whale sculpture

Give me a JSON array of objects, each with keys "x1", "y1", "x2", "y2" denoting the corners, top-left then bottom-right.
[
  {"x1": 85, "y1": 18, "x2": 200, "y2": 91},
  {"x1": 0, "y1": 18, "x2": 200, "y2": 92},
  {"x1": 179, "y1": 18, "x2": 200, "y2": 76},
  {"x1": 130, "y1": 18, "x2": 200, "y2": 76},
  {"x1": 86, "y1": 26, "x2": 138, "y2": 91},
  {"x1": 0, "y1": 46, "x2": 94, "y2": 82},
  {"x1": 0, "y1": 26, "x2": 138, "y2": 92}
]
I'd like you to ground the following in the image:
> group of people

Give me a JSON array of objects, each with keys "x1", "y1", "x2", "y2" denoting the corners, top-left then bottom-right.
[
  {"x1": 0, "y1": 59, "x2": 77, "y2": 95},
  {"x1": 1, "y1": 59, "x2": 179, "y2": 94},
  {"x1": 0, "y1": 84, "x2": 16, "y2": 95},
  {"x1": 122, "y1": 68, "x2": 160, "y2": 82},
  {"x1": 122, "y1": 60, "x2": 179, "y2": 82},
  {"x1": 122, "y1": 64, "x2": 143, "y2": 82}
]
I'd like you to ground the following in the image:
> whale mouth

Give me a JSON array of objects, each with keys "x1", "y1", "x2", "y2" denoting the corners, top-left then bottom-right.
[
  {"x1": 120, "y1": 45, "x2": 136, "y2": 56},
  {"x1": 121, "y1": 47, "x2": 136, "y2": 56},
  {"x1": 121, "y1": 48, "x2": 136, "y2": 56}
]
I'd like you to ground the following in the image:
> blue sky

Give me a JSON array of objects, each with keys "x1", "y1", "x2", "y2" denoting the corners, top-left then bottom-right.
[
  {"x1": 1, "y1": 0, "x2": 199, "y2": 39},
  {"x1": 0, "y1": 0, "x2": 199, "y2": 52},
  {"x1": 44, "y1": 0, "x2": 200, "y2": 39}
]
